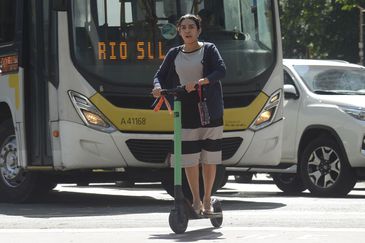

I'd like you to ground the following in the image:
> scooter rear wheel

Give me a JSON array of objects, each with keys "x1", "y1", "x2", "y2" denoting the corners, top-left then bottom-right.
[
  {"x1": 210, "y1": 198, "x2": 223, "y2": 228},
  {"x1": 169, "y1": 209, "x2": 188, "y2": 234}
]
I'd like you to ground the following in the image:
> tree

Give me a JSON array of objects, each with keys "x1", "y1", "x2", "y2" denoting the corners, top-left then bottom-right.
[
  {"x1": 336, "y1": 0, "x2": 365, "y2": 9},
  {"x1": 280, "y1": 0, "x2": 359, "y2": 63}
]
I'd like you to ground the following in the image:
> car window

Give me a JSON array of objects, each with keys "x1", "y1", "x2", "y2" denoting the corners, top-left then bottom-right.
[
  {"x1": 343, "y1": 71, "x2": 365, "y2": 92},
  {"x1": 284, "y1": 70, "x2": 295, "y2": 85},
  {"x1": 313, "y1": 69, "x2": 348, "y2": 90},
  {"x1": 293, "y1": 64, "x2": 365, "y2": 93}
]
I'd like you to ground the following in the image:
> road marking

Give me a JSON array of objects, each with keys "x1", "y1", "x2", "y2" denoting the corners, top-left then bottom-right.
[{"x1": 0, "y1": 227, "x2": 365, "y2": 233}]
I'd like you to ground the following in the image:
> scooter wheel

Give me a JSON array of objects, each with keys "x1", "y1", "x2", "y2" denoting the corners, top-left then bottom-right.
[
  {"x1": 210, "y1": 198, "x2": 223, "y2": 228},
  {"x1": 169, "y1": 209, "x2": 188, "y2": 234}
]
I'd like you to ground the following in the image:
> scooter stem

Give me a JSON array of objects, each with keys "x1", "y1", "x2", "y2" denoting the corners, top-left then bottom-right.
[{"x1": 173, "y1": 97, "x2": 182, "y2": 186}]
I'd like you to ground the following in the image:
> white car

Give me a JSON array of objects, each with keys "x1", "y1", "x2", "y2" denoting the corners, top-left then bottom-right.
[{"x1": 271, "y1": 59, "x2": 365, "y2": 197}]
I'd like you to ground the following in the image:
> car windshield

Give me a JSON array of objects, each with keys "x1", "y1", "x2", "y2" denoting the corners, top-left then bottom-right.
[
  {"x1": 70, "y1": 0, "x2": 276, "y2": 89},
  {"x1": 293, "y1": 64, "x2": 365, "y2": 94}
]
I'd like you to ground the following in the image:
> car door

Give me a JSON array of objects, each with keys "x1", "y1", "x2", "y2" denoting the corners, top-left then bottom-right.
[{"x1": 281, "y1": 68, "x2": 301, "y2": 162}]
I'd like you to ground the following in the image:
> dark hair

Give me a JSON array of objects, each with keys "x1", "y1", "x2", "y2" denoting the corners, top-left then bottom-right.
[{"x1": 176, "y1": 14, "x2": 201, "y2": 30}]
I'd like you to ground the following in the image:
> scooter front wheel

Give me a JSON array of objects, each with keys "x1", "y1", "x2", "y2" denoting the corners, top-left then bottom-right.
[
  {"x1": 169, "y1": 209, "x2": 188, "y2": 234},
  {"x1": 210, "y1": 198, "x2": 223, "y2": 228}
]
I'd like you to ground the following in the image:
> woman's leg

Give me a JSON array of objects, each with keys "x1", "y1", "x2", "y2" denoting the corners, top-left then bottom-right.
[
  {"x1": 185, "y1": 164, "x2": 201, "y2": 208},
  {"x1": 202, "y1": 163, "x2": 216, "y2": 211}
]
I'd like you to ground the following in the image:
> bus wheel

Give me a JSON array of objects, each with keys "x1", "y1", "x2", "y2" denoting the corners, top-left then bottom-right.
[
  {"x1": 0, "y1": 119, "x2": 38, "y2": 203},
  {"x1": 162, "y1": 165, "x2": 225, "y2": 201}
]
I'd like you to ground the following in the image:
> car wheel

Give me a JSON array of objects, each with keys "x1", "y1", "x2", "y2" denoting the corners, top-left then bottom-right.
[
  {"x1": 234, "y1": 173, "x2": 253, "y2": 183},
  {"x1": 115, "y1": 181, "x2": 135, "y2": 187},
  {"x1": 299, "y1": 136, "x2": 356, "y2": 197},
  {"x1": 272, "y1": 173, "x2": 306, "y2": 194}
]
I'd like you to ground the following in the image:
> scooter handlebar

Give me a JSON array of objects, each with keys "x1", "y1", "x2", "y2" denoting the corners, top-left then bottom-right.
[{"x1": 160, "y1": 84, "x2": 200, "y2": 96}]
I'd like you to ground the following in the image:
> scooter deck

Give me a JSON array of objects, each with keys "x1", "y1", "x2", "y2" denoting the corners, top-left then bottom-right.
[
  {"x1": 194, "y1": 212, "x2": 223, "y2": 219},
  {"x1": 183, "y1": 199, "x2": 223, "y2": 219}
]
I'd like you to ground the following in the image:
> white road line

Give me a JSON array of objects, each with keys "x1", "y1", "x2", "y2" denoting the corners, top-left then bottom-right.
[{"x1": 0, "y1": 227, "x2": 365, "y2": 233}]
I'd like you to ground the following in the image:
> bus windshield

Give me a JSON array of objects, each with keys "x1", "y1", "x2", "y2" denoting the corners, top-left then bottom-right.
[{"x1": 70, "y1": 0, "x2": 275, "y2": 89}]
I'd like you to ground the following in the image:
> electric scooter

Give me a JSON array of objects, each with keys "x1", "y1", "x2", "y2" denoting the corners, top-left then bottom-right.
[{"x1": 156, "y1": 86, "x2": 223, "y2": 234}]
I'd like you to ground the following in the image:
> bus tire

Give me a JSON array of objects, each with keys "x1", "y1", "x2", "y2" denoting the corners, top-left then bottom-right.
[
  {"x1": 0, "y1": 119, "x2": 39, "y2": 203},
  {"x1": 162, "y1": 165, "x2": 225, "y2": 201}
]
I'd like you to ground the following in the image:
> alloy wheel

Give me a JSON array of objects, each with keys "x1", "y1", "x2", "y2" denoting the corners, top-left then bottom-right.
[{"x1": 307, "y1": 146, "x2": 340, "y2": 189}]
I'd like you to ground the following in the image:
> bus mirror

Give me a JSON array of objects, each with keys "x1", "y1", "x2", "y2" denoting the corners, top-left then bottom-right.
[{"x1": 52, "y1": 0, "x2": 67, "y2": 11}]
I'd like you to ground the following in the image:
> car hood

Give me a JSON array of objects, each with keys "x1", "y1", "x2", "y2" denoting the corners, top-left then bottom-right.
[{"x1": 316, "y1": 94, "x2": 365, "y2": 109}]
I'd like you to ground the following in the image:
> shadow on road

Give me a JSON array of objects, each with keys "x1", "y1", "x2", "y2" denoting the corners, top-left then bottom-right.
[
  {"x1": 1, "y1": 180, "x2": 365, "y2": 219},
  {"x1": 0, "y1": 183, "x2": 286, "y2": 218},
  {"x1": 149, "y1": 227, "x2": 224, "y2": 242}
]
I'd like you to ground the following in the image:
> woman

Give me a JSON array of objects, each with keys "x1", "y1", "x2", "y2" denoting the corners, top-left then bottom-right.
[{"x1": 152, "y1": 14, "x2": 226, "y2": 215}]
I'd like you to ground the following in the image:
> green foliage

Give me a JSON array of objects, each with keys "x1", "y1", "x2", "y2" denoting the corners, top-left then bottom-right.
[
  {"x1": 336, "y1": 0, "x2": 365, "y2": 9},
  {"x1": 280, "y1": 0, "x2": 360, "y2": 63}
]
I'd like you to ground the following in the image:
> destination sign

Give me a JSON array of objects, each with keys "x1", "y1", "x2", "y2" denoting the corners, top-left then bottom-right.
[{"x1": 98, "y1": 41, "x2": 166, "y2": 61}]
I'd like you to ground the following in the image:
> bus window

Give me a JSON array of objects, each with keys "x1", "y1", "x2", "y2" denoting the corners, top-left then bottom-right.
[
  {"x1": 256, "y1": 1, "x2": 274, "y2": 49},
  {"x1": 223, "y1": 0, "x2": 241, "y2": 31},
  {"x1": 0, "y1": 0, "x2": 16, "y2": 44},
  {"x1": 70, "y1": 0, "x2": 276, "y2": 90}
]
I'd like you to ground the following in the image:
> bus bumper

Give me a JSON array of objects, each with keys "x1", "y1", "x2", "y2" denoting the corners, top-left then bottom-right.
[
  {"x1": 236, "y1": 121, "x2": 283, "y2": 166},
  {"x1": 56, "y1": 121, "x2": 127, "y2": 170}
]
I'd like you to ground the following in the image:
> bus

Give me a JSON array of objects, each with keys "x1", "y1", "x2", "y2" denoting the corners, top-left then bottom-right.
[{"x1": 0, "y1": 0, "x2": 283, "y2": 202}]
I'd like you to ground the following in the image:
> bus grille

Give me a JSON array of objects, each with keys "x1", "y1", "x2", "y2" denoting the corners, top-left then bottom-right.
[{"x1": 126, "y1": 137, "x2": 243, "y2": 163}]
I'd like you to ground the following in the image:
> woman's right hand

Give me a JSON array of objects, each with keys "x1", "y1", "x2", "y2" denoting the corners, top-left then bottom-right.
[
  {"x1": 152, "y1": 87, "x2": 162, "y2": 98},
  {"x1": 185, "y1": 81, "x2": 197, "y2": 93}
]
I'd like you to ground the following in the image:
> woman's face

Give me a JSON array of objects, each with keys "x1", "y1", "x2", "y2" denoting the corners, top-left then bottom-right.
[{"x1": 178, "y1": 18, "x2": 201, "y2": 45}]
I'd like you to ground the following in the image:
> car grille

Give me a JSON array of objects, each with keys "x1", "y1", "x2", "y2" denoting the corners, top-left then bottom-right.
[{"x1": 126, "y1": 137, "x2": 243, "y2": 163}]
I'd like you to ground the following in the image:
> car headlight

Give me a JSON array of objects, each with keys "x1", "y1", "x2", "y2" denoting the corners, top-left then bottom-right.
[
  {"x1": 68, "y1": 90, "x2": 117, "y2": 133},
  {"x1": 339, "y1": 106, "x2": 365, "y2": 121},
  {"x1": 250, "y1": 90, "x2": 282, "y2": 130}
]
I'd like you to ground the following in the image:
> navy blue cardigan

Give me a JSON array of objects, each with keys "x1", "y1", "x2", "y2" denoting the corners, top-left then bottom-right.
[{"x1": 153, "y1": 42, "x2": 226, "y2": 120}]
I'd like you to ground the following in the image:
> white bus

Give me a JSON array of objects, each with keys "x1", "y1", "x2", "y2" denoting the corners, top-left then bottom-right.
[{"x1": 0, "y1": 0, "x2": 283, "y2": 202}]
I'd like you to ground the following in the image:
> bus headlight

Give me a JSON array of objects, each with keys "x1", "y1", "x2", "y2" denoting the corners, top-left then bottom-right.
[
  {"x1": 254, "y1": 108, "x2": 275, "y2": 126},
  {"x1": 68, "y1": 91, "x2": 117, "y2": 133},
  {"x1": 250, "y1": 90, "x2": 281, "y2": 130},
  {"x1": 81, "y1": 110, "x2": 109, "y2": 127}
]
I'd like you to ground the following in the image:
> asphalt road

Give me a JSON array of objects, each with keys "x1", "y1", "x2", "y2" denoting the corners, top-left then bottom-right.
[{"x1": 1, "y1": 176, "x2": 365, "y2": 242}]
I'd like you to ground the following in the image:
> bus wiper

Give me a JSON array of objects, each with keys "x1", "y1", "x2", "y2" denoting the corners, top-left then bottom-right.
[
  {"x1": 190, "y1": 0, "x2": 203, "y2": 13},
  {"x1": 313, "y1": 90, "x2": 358, "y2": 95},
  {"x1": 356, "y1": 89, "x2": 365, "y2": 95},
  {"x1": 252, "y1": 0, "x2": 259, "y2": 41},
  {"x1": 141, "y1": 0, "x2": 157, "y2": 25}
]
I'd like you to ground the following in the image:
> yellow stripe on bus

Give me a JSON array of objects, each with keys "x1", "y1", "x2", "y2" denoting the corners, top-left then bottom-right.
[
  {"x1": 90, "y1": 92, "x2": 268, "y2": 132},
  {"x1": 224, "y1": 92, "x2": 268, "y2": 131},
  {"x1": 8, "y1": 74, "x2": 20, "y2": 110}
]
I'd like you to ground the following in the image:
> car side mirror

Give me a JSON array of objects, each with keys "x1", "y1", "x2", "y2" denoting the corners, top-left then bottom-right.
[
  {"x1": 52, "y1": 0, "x2": 67, "y2": 11},
  {"x1": 284, "y1": 84, "x2": 299, "y2": 99}
]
